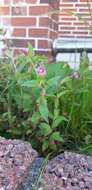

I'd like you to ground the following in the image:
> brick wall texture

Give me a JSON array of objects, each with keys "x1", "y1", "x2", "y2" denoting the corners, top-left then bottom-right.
[
  {"x1": 0, "y1": 0, "x2": 92, "y2": 56},
  {"x1": 0, "y1": 0, "x2": 59, "y2": 59},
  {"x1": 59, "y1": 0, "x2": 92, "y2": 38}
]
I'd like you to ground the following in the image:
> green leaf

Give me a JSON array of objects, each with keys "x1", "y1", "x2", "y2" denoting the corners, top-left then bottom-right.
[
  {"x1": 47, "y1": 76, "x2": 60, "y2": 87},
  {"x1": 26, "y1": 129, "x2": 32, "y2": 135},
  {"x1": 54, "y1": 109, "x2": 59, "y2": 119},
  {"x1": 58, "y1": 90, "x2": 69, "y2": 98},
  {"x1": 16, "y1": 61, "x2": 28, "y2": 72},
  {"x1": 52, "y1": 116, "x2": 67, "y2": 129},
  {"x1": 47, "y1": 76, "x2": 61, "y2": 95},
  {"x1": 60, "y1": 76, "x2": 71, "y2": 85},
  {"x1": 10, "y1": 128, "x2": 22, "y2": 135},
  {"x1": 39, "y1": 122, "x2": 52, "y2": 136},
  {"x1": 42, "y1": 140, "x2": 49, "y2": 151},
  {"x1": 38, "y1": 98, "x2": 49, "y2": 122},
  {"x1": 21, "y1": 80, "x2": 37, "y2": 87},
  {"x1": 79, "y1": 144, "x2": 92, "y2": 155},
  {"x1": 31, "y1": 112, "x2": 41, "y2": 124},
  {"x1": 28, "y1": 43, "x2": 34, "y2": 57},
  {"x1": 50, "y1": 141, "x2": 57, "y2": 150},
  {"x1": 50, "y1": 132, "x2": 64, "y2": 142},
  {"x1": 49, "y1": 112, "x2": 54, "y2": 119},
  {"x1": 23, "y1": 94, "x2": 32, "y2": 111}
]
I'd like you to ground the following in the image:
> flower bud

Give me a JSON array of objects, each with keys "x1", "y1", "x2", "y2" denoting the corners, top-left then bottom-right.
[
  {"x1": 36, "y1": 65, "x2": 46, "y2": 76},
  {"x1": 21, "y1": 48, "x2": 28, "y2": 55}
]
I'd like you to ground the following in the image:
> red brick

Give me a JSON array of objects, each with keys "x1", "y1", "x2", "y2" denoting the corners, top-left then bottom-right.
[
  {"x1": 60, "y1": 17, "x2": 76, "y2": 21},
  {"x1": 75, "y1": 4, "x2": 89, "y2": 7},
  {"x1": 50, "y1": 0, "x2": 59, "y2": 10},
  {"x1": 50, "y1": 31, "x2": 57, "y2": 39},
  {"x1": 12, "y1": 39, "x2": 35, "y2": 48},
  {"x1": 39, "y1": 17, "x2": 49, "y2": 27},
  {"x1": 62, "y1": 0, "x2": 77, "y2": 2},
  {"x1": 12, "y1": 7, "x2": 27, "y2": 16},
  {"x1": 59, "y1": 31, "x2": 71, "y2": 34},
  {"x1": 39, "y1": 17, "x2": 58, "y2": 30},
  {"x1": 0, "y1": 7, "x2": 10, "y2": 15},
  {"x1": 59, "y1": 26, "x2": 75, "y2": 30},
  {"x1": 29, "y1": 28, "x2": 48, "y2": 37},
  {"x1": 4, "y1": 0, "x2": 10, "y2": 4},
  {"x1": 38, "y1": 40, "x2": 51, "y2": 49},
  {"x1": 73, "y1": 31, "x2": 88, "y2": 35},
  {"x1": 26, "y1": 0, "x2": 38, "y2": 3},
  {"x1": 12, "y1": 0, "x2": 38, "y2": 4},
  {"x1": 58, "y1": 22, "x2": 72, "y2": 25},
  {"x1": 12, "y1": 28, "x2": 26, "y2": 37},
  {"x1": 40, "y1": 0, "x2": 49, "y2": 3},
  {"x1": 11, "y1": 17, "x2": 36, "y2": 26},
  {"x1": 80, "y1": 0, "x2": 91, "y2": 2},
  {"x1": 12, "y1": 0, "x2": 37, "y2": 4},
  {"x1": 60, "y1": 4, "x2": 73, "y2": 7},
  {"x1": 59, "y1": 13, "x2": 76, "y2": 18},
  {"x1": 61, "y1": 8, "x2": 76, "y2": 12},
  {"x1": 78, "y1": 27, "x2": 89, "y2": 30},
  {"x1": 73, "y1": 22, "x2": 88, "y2": 26},
  {"x1": 79, "y1": 9, "x2": 90, "y2": 13},
  {"x1": 29, "y1": 6, "x2": 49, "y2": 15},
  {"x1": 58, "y1": 32, "x2": 73, "y2": 37}
]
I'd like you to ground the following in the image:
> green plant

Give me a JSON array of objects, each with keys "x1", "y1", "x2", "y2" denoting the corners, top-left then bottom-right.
[
  {"x1": 0, "y1": 44, "x2": 71, "y2": 155},
  {"x1": 59, "y1": 53, "x2": 92, "y2": 153},
  {"x1": 0, "y1": 44, "x2": 92, "y2": 155}
]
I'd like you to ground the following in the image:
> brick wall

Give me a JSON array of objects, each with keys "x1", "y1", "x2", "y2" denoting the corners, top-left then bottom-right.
[
  {"x1": 0, "y1": 0, "x2": 59, "y2": 60},
  {"x1": 59, "y1": 0, "x2": 92, "y2": 38},
  {"x1": 1, "y1": 0, "x2": 92, "y2": 59}
]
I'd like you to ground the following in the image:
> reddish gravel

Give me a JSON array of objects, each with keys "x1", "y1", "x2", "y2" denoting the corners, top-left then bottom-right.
[
  {"x1": 0, "y1": 137, "x2": 38, "y2": 190},
  {"x1": 0, "y1": 137, "x2": 92, "y2": 190},
  {"x1": 40, "y1": 151, "x2": 92, "y2": 190}
]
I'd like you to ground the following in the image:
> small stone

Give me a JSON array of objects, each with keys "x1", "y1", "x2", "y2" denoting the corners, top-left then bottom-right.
[
  {"x1": 85, "y1": 180, "x2": 92, "y2": 188},
  {"x1": 72, "y1": 187, "x2": 80, "y2": 190},
  {"x1": 55, "y1": 168, "x2": 64, "y2": 177},
  {"x1": 54, "y1": 187, "x2": 64, "y2": 190},
  {"x1": 0, "y1": 137, "x2": 38, "y2": 190},
  {"x1": 64, "y1": 151, "x2": 69, "y2": 159},
  {"x1": 0, "y1": 151, "x2": 4, "y2": 157},
  {"x1": 56, "y1": 178, "x2": 64, "y2": 187},
  {"x1": 79, "y1": 181, "x2": 85, "y2": 188},
  {"x1": 40, "y1": 152, "x2": 92, "y2": 190},
  {"x1": 0, "y1": 187, "x2": 5, "y2": 190},
  {"x1": 61, "y1": 176, "x2": 67, "y2": 187},
  {"x1": 71, "y1": 178, "x2": 78, "y2": 186},
  {"x1": 87, "y1": 158, "x2": 92, "y2": 171}
]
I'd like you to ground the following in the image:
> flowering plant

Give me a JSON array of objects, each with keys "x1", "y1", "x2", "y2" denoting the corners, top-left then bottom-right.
[
  {"x1": 35, "y1": 64, "x2": 46, "y2": 76},
  {"x1": 0, "y1": 44, "x2": 92, "y2": 155}
]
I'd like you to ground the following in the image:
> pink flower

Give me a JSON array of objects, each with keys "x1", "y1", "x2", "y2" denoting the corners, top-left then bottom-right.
[
  {"x1": 21, "y1": 48, "x2": 28, "y2": 55},
  {"x1": 36, "y1": 65, "x2": 46, "y2": 76}
]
